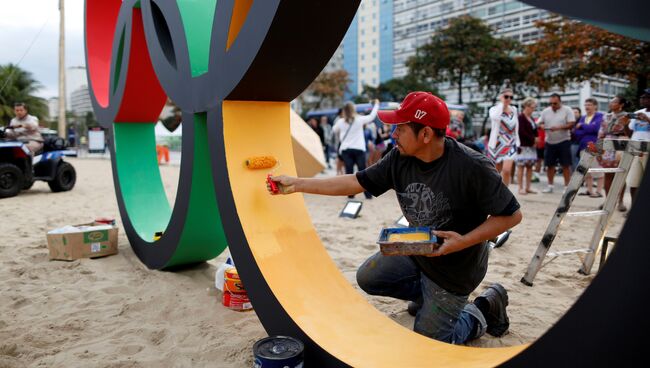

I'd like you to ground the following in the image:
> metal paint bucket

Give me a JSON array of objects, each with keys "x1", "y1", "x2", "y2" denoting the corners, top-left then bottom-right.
[{"x1": 253, "y1": 336, "x2": 304, "y2": 368}]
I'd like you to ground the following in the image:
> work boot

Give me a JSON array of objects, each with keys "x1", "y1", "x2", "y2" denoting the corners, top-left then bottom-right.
[{"x1": 473, "y1": 283, "x2": 509, "y2": 337}]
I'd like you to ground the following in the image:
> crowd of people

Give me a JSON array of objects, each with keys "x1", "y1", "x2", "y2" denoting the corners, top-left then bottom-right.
[
  {"x1": 482, "y1": 88, "x2": 650, "y2": 212},
  {"x1": 307, "y1": 89, "x2": 650, "y2": 211}
]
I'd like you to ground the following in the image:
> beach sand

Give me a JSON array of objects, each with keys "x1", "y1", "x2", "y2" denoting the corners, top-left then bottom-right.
[{"x1": 0, "y1": 157, "x2": 627, "y2": 367}]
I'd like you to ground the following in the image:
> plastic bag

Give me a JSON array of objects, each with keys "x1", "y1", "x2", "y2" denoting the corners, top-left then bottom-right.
[{"x1": 215, "y1": 256, "x2": 235, "y2": 291}]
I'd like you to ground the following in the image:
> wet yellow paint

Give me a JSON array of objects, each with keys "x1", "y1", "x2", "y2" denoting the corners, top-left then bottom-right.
[
  {"x1": 222, "y1": 100, "x2": 528, "y2": 367},
  {"x1": 388, "y1": 232, "x2": 430, "y2": 242}
]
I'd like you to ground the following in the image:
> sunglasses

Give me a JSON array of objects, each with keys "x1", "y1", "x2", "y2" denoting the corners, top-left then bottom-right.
[{"x1": 503, "y1": 95, "x2": 514, "y2": 99}]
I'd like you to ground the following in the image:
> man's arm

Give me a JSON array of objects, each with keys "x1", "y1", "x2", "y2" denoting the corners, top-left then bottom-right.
[
  {"x1": 24, "y1": 117, "x2": 39, "y2": 132},
  {"x1": 268, "y1": 174, "x2": 365, "y2": 196},
  {"x1": 549, "y1": 122, "x2": 574, "y2": 131},
  {"x1": 428, "y1": 210, "x2": 523, "y2": 257},
  {"x1": 550, "y1": 110, "x2": 576, "y2": 131},
  {"x1": 359, "y1": 100, "x2": 380, "y2": 126}
]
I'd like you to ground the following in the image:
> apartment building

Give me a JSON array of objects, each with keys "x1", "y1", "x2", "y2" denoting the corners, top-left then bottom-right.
[
  {"x1": 392, "y1": 0, "x2": 627, "y2": 117},
  {"x1": 342, "y1": 0, "x2": 394, "y2": 96}
]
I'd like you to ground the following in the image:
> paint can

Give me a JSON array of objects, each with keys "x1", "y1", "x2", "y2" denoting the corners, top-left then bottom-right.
[
  {"x1": 253, "y1": 336, "x2": 304, "y2": 368},
  {"x1": 224, "y1": 267, "x2": 246, "y2": 294},
  {"x1": 222, "y1": 290, "x2": 253, "y2": 311},
  {"x1": 222, "y1": 266, "x2": 252, "y2": 311}
]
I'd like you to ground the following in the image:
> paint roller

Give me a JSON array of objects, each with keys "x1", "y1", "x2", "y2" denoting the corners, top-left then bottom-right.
[
  {"x1": 245, "y1": 156, "x2": 281, "y2": 194},
  {"x1": 245, "y1": 156, "x2": 278, "y2": 170}
]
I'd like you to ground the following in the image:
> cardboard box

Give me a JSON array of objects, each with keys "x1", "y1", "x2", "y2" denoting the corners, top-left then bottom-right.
[{"x1": 46, "y1": 222, "x2": 118, "y2": 261}]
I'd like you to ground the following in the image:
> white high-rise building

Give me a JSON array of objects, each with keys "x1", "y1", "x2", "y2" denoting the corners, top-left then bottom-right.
[
  {"x1": 342, "y1": 0, "x2": 394, "y2": 97},
  {"x1": 66, "y1": 66, "x2": 88, "y2": 111},
  {"x1": 392, "y1": 0, "x2": 628, "y2": 122},
  {"x1": 48, "y1": 97, "x2": 59, "y2": 120},
  {"x1": 70, "y1": 86, "x2": 93, "y2": 117},
  {"x1": 393, "y1": 0, "x2": 549, "y2": 80}
]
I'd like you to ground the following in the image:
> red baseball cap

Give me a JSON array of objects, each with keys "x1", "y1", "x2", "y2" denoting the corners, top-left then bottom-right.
[{"x1": 378, "y1": 91, "x2": 449, "y2": 129}]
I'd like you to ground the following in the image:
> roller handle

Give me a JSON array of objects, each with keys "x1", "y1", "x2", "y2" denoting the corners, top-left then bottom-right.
[{"x1": 267, "y1": 174, "x2": 280, "y2": 194}]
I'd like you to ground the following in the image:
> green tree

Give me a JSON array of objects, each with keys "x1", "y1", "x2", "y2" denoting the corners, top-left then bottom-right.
[
  {"x1": 522, "y1": 17, "x2": 650, "y2": 100},
  {"x1": 407, "y1": 16, "x2": 520, "y2": 105},
  {"x1": 299, "y1": 69, "x2": 351, "y2": 112},
  {"x1": 360, "y1": 75, "x2": 439, "y2": 102},
  {"x1": 0, "y1": 63, "x2": 48, "y2": 125}
]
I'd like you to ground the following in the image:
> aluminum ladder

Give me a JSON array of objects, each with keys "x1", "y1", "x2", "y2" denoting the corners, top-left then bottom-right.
[{"x1": 521, "y1": 138, "x2": 647, "y2": 286}]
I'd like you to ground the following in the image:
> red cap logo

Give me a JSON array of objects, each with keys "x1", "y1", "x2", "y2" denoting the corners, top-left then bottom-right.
[{"x1": 377, "y1": 91, "x2": 449, "y2": 129}]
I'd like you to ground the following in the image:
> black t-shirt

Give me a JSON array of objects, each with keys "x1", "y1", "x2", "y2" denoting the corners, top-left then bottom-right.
[{"x1": 356, "y1": 138, "x2": 520, "y2": 295}]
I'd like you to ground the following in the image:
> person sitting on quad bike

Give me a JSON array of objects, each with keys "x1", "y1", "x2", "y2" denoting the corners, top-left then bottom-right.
[{"x1": 5, "y1": 102, "x2": 43, "y2": 154}]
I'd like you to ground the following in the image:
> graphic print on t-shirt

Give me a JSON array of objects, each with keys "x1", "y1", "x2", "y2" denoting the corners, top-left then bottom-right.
[{"x1": 397, "y1": 183, "x2": 451, "y2": 228}]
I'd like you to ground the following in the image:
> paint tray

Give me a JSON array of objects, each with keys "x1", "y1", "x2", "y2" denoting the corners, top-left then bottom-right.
[{"x1": 377, "y1": 227, "x2": 440, "y2": 256}]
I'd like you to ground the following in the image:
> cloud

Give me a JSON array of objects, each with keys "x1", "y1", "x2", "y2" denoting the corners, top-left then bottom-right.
[{"x1": 0, "y1": 0, "x2": 85, "y2": 99}]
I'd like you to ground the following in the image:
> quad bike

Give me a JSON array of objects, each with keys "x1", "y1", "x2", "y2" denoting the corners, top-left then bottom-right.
[{"x1": 0, "y1": 127, "x2": 77, "y2": 198}]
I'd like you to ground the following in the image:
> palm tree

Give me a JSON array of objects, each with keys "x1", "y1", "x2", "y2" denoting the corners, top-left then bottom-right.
[{"x1": 0, "y1": 63, "x2": 48, "y2": 125}]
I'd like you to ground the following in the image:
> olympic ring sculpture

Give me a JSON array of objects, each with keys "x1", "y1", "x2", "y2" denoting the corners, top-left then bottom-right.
[{"x1": 85, "y1": 0, "x2": 650, "y2": 366}]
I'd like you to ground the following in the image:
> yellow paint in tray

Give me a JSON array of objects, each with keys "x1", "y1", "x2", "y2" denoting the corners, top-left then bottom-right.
[{"x1": 388, "y1": 231, "x2": 430, "y2": 242}]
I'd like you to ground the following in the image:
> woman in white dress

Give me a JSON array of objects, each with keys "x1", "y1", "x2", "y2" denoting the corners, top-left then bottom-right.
[{"x1": 488, "y1": 89, "x2": 519, "y2": 186}]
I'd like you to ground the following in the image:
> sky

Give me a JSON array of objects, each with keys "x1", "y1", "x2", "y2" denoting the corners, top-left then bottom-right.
[{"x1": 0, "y1": 0, "x2": 86, "y2": 99}]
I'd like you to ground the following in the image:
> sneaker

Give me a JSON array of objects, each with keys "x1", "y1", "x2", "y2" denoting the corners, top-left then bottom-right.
[
  {"x1": 473, "y1": 283, "x2": 509, "y2": 337},
  {"x1": 542, "y1": 186, "x2": 553, "y2": 193},
  {"x1": 531, "y1": 173, "x2": 540, "y2": 183}
]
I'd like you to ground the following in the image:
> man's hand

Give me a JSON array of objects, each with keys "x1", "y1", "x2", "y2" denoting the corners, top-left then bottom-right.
[
  {"x1": 637, "y1": 114, "x2": 650, "y2": 123},
  {"x1": 427, "y1": 230, "x2": 466, "y2": 257},
  {"x1": 267, "y1": 175, "x2": 297, "y2": 195}
]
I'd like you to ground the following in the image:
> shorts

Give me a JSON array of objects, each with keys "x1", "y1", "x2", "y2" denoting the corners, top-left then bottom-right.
[
  {"x1": 544, "y1": 140, "x2": 572, "y2": 168},
  {"x1": 626, "y1": 154, "x2": 648, "y2": 188},
  {"x1": 536, "y1": 147, "x2": 544, "y2": 160}
]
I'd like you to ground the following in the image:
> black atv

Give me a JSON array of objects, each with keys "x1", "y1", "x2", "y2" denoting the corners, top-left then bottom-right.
[{"x1": 0, "y1": 127, "x2": 77, "y2": 198}]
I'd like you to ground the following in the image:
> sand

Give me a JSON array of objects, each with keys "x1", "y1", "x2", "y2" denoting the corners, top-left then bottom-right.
[{"x1": 0, "y1": 157, "x2": 627, "y2": 367}]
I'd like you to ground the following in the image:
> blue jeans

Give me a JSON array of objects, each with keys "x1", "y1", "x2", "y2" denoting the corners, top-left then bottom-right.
[
  {"x1": 570, "y1": 143, "x2": 580, "y2": 172},
  {"x1": 356, "y1": 252, "x2": 487, "y2": 344},
  {"x1": 341, "y1": 148, "x2": 371, "y2": 198}
]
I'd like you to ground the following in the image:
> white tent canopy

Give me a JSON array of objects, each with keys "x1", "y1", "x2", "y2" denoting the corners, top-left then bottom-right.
[{"x1": 154, "y1": 121, "x2": 182, "y2": 137}]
